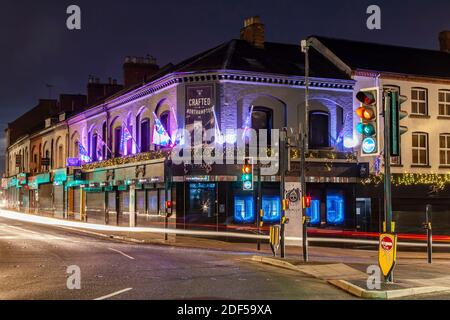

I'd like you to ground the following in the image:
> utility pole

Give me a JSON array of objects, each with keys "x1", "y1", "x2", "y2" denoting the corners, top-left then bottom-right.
[
  {"x1": 300, "y1": 40, "x2": 310, "y2": 262},
  {"x1": 280, "y1": 128, "x2": 287, "y2": 258}
]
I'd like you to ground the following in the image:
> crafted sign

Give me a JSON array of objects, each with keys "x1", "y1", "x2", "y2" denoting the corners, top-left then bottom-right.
[{"x1": 378, "y1": 233, "x2": 397, "y2": 279}]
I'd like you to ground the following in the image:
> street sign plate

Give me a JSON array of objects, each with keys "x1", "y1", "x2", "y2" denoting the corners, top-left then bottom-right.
[{"x1": 378, "y1": 233, "x2": 397, "y2": 278}]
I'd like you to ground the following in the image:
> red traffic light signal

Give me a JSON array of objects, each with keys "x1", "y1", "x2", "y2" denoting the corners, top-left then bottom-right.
[
  {"x1": 166, "y1": 201, "x2": 173, "y2": 209},
  {"x1": 302, "y1": 196, "x2": 311, "y2": 209},
  {"x1": 356, "y1": 91, "x2": 376, "y2": 106}
]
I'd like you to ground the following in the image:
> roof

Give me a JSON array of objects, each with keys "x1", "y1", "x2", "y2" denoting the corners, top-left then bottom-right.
[
  {"x1": 167, "y1": 39, "x2": 351, "y2": 80},
  {"x1": 312, "y1": 36, "x2": 450, "y2": 80}
]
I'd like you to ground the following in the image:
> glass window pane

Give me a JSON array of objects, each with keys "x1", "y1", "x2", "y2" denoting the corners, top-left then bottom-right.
[
  {"x1": 439, "y1": 92, "x2": 445, "y2": 102},
  {"x1": 413, "y1": 150, "x2": 418, "y2": 164},
  {"x1": 412, "y1": 134, "x2": 418, "y2": 147},
  {"x1": 420, "y1": 135, "x2": 426, "y2": 147},
  {"x1": 420, "y1": 150, "x2": 427, "y2": 164},
  {"x1": 419, "y1": 90, "x2": 426, "y2": 101},
  {"x1": 447, "y1": 92, "x2": 450, "y2": 102},
  {"x1": 447, "y1": 136, "x2": 450, "y2": 147},
  {"x1": 440, "y1": 136, "x2": 446, "y2": 148},
  {"x1": 412, "y1": 90, "x2": 418, "y2": 100},
  {"x1": 447, "y1": 151, "x2": 450, "y2": 164},
  {"x1": 441, "y1": 151, "x2": 446, "y2": 164}
]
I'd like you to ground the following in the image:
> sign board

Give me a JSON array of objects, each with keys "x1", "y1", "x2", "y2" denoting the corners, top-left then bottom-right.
[
  {"x1": 66, "y1": 157, "x2": 81, "y2": 167},
  {"x1": 185, "y1": 84, "x2": 216, "y2": 144},
  {"x1": 378, "y1": 233, "x2": 397, "y2": 278}
]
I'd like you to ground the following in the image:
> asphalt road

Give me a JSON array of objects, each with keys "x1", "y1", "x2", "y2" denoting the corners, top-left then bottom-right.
[{"x1": 0, "y1": 216, "x2": 353, "y2": 300}]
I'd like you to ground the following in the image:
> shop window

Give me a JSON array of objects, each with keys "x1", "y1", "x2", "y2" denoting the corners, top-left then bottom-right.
[
  {"x1": 234, "y1": 195, "x2": 254, "y2": 223},
  {"x1": 306, "y1": 199, "x2": 321, "y2": 225},
  {"x1": 326, "y1": 191, "x2": 345, "y2": 225},
  {"x1": 188, "y1": 183, "x2": 215, "y2": 218},
  {"x1": 309, "y1": 111, "x2": 330, "y2": 149},
  {"x1": 262, "y1": 195, "x2": 281, "y2": 223},
  {"x1": 147, "y1": 190, "x2": 158, "y2": 215}
]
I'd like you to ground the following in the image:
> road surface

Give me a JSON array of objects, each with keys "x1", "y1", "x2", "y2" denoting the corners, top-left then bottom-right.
[{"x1": 0, "y1": 216, "x2": 353, "y2": 300}]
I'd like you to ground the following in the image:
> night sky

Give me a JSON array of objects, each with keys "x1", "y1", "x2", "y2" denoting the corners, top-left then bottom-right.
[{"x1": 1, "y1": 0, "x2": 449, "y2": 173}]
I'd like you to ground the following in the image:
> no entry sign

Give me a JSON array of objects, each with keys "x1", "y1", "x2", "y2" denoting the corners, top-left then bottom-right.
[
  {"x1": 381, "y1": 236, "x2": 394, "y2": 251},
  {"x1": 378, "y1": 233, "x2": 397, "y2": 278}
]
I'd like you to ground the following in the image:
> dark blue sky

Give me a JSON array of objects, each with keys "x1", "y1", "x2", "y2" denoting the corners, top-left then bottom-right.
[{"x1": 0, "y1": 0, "x2": 449, "y2": 150}]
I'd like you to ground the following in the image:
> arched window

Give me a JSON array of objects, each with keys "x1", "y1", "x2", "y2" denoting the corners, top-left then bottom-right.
[
  {"x1": 74, "y1": 141, "x2": 79, "y2": 158},
  {"x1": 251, "y1": 107, "x2": 273, "y2": 147},
  {"x1": 140, "y1": 118, "x2": 150, "y2": 152},
  {"x1": 114, "y1": 127, "x2": 122, "y2": 158},
  {"x1": 160, "y1": 112, "x2": 170, "y2": 134},
  {"x1": 102, "y1": 122, "x2": 107, "y2": 160},
  {"x1": 91, "y1": 133, "x2": 98, "y2": 162},
  {"x1": 58, "y1": 145, "x2": 64, "y2": 168},
  {"x1": 309, "y1": 111, "x2": 330, "y2": 149}
]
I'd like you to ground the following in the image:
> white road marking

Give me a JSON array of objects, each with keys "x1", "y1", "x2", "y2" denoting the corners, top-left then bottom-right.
[
  {"x1": 94, "y1": 288, "x2": 133, "y2": 300},
  {"x1": 108, "y1": 248, "x2": 135, "y2": 260}
]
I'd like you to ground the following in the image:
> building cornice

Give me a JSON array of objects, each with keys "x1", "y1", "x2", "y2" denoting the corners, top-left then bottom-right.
[{"x1": 67, "y1": 70, "x2": 354, "y2": 126}]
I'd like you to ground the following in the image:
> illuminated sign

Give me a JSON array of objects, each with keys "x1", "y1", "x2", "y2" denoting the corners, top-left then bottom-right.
[{"x1": 362, "y1": 137, "x2": 376, "y2": 154}]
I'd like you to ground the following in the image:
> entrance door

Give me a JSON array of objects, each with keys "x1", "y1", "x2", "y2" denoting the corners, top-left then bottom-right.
[{"x1": 356, "y1": 198, "x2": 372, "y2": 232}]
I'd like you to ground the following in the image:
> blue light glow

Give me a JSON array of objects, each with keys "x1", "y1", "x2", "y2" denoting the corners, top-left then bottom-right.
[
  {"x1": 234, "y1": 195, "x2": 254, "y2": 223},
  {"x1": 262, "y1": 195, "x2": 281, "y2": 223},
  {"x1": 306, "y1": 199, "x2": 321, "y2": 225},
  {"x1": 326, "y1": 192, "x2": 345, "y2": 225}
]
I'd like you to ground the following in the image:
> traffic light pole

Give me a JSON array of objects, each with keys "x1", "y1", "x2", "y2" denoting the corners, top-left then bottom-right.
[{"x1": 383, "y1": 90, "x2": 394, "y2": 282}]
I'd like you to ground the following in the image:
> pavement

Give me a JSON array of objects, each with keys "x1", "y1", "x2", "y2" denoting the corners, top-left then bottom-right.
[{"x1": 2, "y1": 210, "x2": 450, "y2": 300}]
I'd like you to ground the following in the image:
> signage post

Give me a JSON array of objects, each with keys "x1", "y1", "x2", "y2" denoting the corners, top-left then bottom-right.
[{"x1": 378, "y1": 233, "x2": 397, "y2": 282}]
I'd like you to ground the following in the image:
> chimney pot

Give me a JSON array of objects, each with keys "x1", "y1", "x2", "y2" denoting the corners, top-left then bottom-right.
[
  {"x1": 240, "y1": 15, "x2": 265, "y2": 49},
  {"x1": 439, "y1": 31, "x2": 450, "y2": 53}
]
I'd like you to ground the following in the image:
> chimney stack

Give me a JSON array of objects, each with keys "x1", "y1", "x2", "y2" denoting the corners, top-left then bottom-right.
[
  {"x1": 240, "y1": 16, "x2": 265, "y2": 49},
  {"x1": 439, "y1": 31, "x2": 450, "y2": 53},
  {"x1": 123, "y1": 55, "x2": 160, "y2": 88}
]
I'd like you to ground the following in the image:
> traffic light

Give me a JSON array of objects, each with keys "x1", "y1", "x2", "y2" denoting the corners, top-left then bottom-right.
[
  {"x1": 356, "y1": 88, "x2": 380, "y2": 156},
  {"x1": 242, "y1": 158, "x2": 254, "y2": 191},
  {"x1": 389, "y1": 91, "x2": 408, "y2": 157},
  {"x1": 302, "y1": 196, "x2": 311, "y2": 209}
]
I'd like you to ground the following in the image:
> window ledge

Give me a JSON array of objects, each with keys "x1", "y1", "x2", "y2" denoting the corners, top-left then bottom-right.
[
  {"x1": 410, "y1": 165, "x2": 431, "y2": 168},
  {"x1": 439, "y1": 166, "x2": 450, "y2": 169},
  {"x1": 409, "y1": 114, "x2": 430, "y2": 119},
  {"x1": 390, "y1": 164, "x2": 404, "y2": 168},
  {"x1": 437, "y1": 116, "x2": 450, "y2": 120}
]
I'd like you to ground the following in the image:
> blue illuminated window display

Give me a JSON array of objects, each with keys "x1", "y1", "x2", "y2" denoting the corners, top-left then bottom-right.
[
  {"x1": 234, "y1": 195, "x2": 254, "y2": 223},
  {"x1": 326, "y1": 192, "x2": 345, "y2": 225},
  {"x1": 262, "y1": 196, "x2": 281, "y2": 223},
  {"x1": 306, "y1": 199, "x2": 321, "y2": 225}
]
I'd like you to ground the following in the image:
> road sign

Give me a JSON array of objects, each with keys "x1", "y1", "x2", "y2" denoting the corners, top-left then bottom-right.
[{"x1": 378, "y1": 233, "x2": 397, "y2": 279}]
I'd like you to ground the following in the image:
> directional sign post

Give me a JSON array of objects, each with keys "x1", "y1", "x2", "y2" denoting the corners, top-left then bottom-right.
[{"x1": 378, "y1": 233, "x2": 398, "y2": 282}]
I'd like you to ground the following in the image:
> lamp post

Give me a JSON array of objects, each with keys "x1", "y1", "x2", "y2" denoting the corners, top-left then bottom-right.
[{"x1": 300, "y1": 40, "x2": 310, "y2": 262}]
